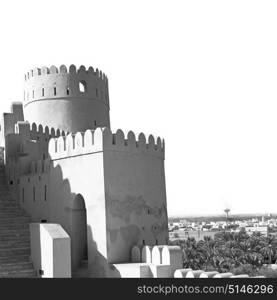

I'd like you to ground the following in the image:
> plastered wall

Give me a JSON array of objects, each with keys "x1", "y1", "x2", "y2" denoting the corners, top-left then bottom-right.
[{"x1": 24, "y1": 65, "x2": 110, "y2": 133}]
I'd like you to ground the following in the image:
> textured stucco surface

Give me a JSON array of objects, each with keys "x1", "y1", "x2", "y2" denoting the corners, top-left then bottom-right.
[{"x1": 30, "y1": 223, "x2": 71, "y2": 278}]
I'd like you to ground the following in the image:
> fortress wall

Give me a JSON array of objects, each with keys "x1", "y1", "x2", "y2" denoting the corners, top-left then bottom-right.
[
  {"x1": 18, "y1": 170, "x2": 50, "y2": 222},
  {"x1": 100, "y1": 129, "x2": 168, "y2": 264},
  {"x1": 5, "y1": 121, "x2": 65, "y2": 182},
  {"x1": 24, "y1": 65, "x2": 110, "y2": 133},
  {"x1": 6, "y1": 154, "x2": 96, "y2": 272},
  {"x1": 48, "y1": 151, "x2": 108, "y2": 276},
  {"x1": 6, "y1": 158, "x2": 51, "y2": 222},
  {"x1": 0, "y1": 102, "x2": 24, "y2": 148},
  {"x1": 46, "y1": 127, "x2": 167, "y2": 271},
  {"x1": 104, "y1": 147, "x2": 168, "y2": 263}
]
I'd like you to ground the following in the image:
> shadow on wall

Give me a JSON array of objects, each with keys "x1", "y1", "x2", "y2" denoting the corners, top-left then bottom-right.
[
  {"x1": 45, "y1": 162, "x2": 120, "y2": 277},
  {"x1": 87, "y1": 225, "x2": 121, "y2": 278}
]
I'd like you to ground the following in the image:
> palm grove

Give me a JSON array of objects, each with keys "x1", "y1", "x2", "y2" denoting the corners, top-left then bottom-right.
[{"x1": 170, "y1": 231, "x2": 277, "y2": 277}]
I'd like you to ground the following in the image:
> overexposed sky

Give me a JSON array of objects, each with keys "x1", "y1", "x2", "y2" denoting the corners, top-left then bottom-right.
[{"x1": 1, "y1": 0, "x2": 277, "y2": 216}]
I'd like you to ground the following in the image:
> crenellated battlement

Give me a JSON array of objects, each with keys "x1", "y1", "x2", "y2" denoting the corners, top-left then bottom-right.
[
  {"x1": 24, "y1": 64, "x2": 108, "y2": 82},
  {"x1": 48, "y1": 127, "x2": 165, "y2": 160},
  {"x1": 5, "y1": 120, "x2": 67, "y2": 164},
  {"x1": 24, "y1": 64, "x2": 109, "y2": 107},
  {"x1": 15, "y1": 121, "x2": 67, "y2": 140}
]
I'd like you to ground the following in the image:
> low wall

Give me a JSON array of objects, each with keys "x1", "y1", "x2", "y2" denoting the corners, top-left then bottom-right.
[{"x1": 30, "y1": 223, "x2": 71, "y2": 278}]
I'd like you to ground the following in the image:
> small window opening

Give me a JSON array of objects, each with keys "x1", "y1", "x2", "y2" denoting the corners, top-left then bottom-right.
[
  {"x1": 42, "y1": 88, "x2": 44, "y2": 97},
  {"x1": 54, "y1": 87, "x2": 57, "y2": 96},
  {"x1": 66, "y1": 87, "x2": 70, "y2": 95},
  {"x1": 32, "y1": 90, "x2": 34, "y2": 98},
  {"x1": 79, "y1": 81, "x2": 87, "y2": 93}
]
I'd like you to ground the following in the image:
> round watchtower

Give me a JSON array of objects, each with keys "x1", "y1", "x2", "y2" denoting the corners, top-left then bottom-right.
[{"x1": 23, "y1": 65, "x2": 110, "y2": 133}]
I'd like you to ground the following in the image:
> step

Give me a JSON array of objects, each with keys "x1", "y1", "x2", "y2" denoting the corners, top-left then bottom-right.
[
  {"x1": 0, "y1": 204, "x2": 22, "y2": 210},
  {"x1": 0, "y1": 202, "x2": 21, "y2": 207},
  {"x1": 0, "y1": 204, "x2": 24, "y2": 213},
  {"x1": 0, "y1": 212, "x2": 27, "y2": 218},
  {"x1": 0, "y1": 216, "x2": 30, "y2": 224},
  {"x1": 0, "y1": 236, "x2": 30, "y2": 242},
  {"x1": 0, "y1": 262, "x2": 33, "y2": 272},
  {"x1": 0, "y1": 197, "x2": 17, "y2": 203},
  {"x1": 0, "y1": 204, "x2": 21, "y2": 208},
  {"x1": 0, "y1": 235, "x2": 30, "y2": 242},
  {"x1": 0, "y1": 269, "x2": 36, "y2": 278},
  {"x1": 0, "y1": 247, "x2": 31, "y2": 257},
  {"x1": 0, "y1": 241, "x2": 30, "y2": 250},
  {"x1": 0, "y1": 223, "x2": 30, "y2": 230},
  {"x1": 0, "y1": 202, "x2": 22, "y2": 207},
  {"x1": 0, "y1": 227, "x2": 29, "y2": 234},
  {"x1": 0, "y1": 255, "x2": 30, "y2": 264},
  {"x1": 0, "y1": 210, "x2": 26, "y2": 215}
]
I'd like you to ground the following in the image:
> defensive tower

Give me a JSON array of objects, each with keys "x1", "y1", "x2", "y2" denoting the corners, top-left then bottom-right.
[{"x1": 24, "y1": 65, "x2": 110, "y2": 133}]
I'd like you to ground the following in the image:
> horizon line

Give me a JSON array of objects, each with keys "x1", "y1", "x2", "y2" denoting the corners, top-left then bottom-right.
[{"x1": 168, "y1": 212, "x2": 277, "y2": 218}]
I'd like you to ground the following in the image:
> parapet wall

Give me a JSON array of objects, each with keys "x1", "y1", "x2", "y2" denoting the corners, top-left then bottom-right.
[
  {"x1": 25, "y1": 64, "x2": 108, "y2": 82},
  {"x1": 24, "y1": 64, "x2": 109, "y2": 107},
  {"x1": 48, "y1": 127, "x2": 165, "y2": 160},
  {"x1": 6, "y1": 121, "x2": 66, "y2": 162},
  {"x1": 0, "y1": 102, "x2": 24, "y2": 148}
]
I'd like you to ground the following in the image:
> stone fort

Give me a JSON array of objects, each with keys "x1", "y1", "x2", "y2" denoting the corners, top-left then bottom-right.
[
  {"x1": 0, "y1": 64, "x2": 251, "y2": 278},
  {"x1": 0, "y1": 64, "x2": 171, "y2": 277}
]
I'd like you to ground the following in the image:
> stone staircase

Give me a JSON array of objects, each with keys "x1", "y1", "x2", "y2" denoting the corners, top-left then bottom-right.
[{"x1": 0, "y1": 148, "x2": 36, "y2": 278}]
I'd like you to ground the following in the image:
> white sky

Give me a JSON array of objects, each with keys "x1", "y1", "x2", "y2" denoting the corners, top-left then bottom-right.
[{"x1": 1, "y1": 0, "x2": 277, "y2": 217}]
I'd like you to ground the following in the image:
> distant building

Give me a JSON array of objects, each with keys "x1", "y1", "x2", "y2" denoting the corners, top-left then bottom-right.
[{"x1": 245, "y1": 226, "x2": 268, "y2": 236}]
